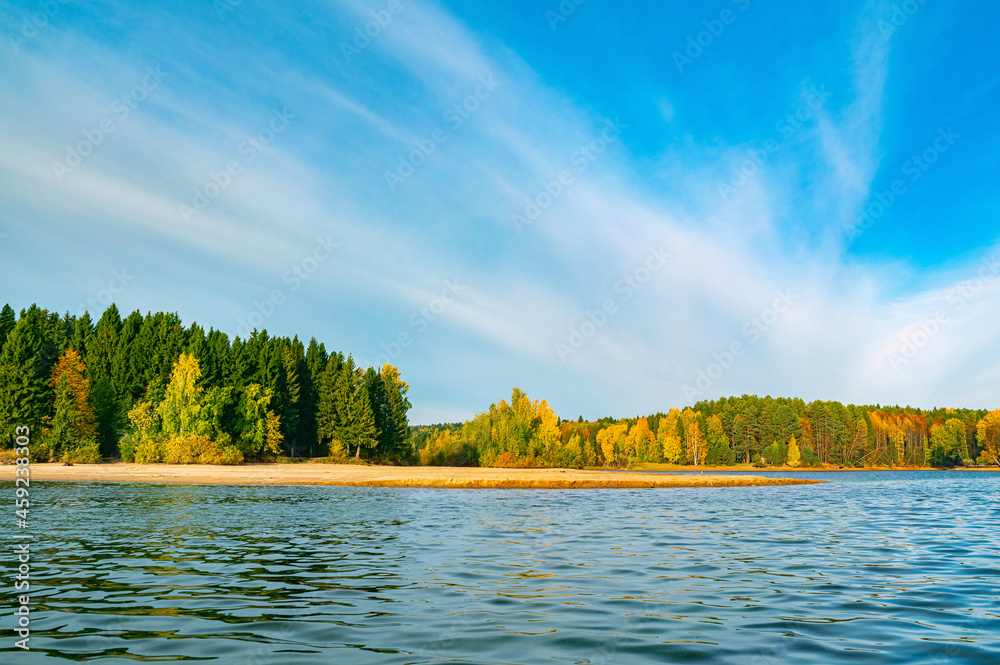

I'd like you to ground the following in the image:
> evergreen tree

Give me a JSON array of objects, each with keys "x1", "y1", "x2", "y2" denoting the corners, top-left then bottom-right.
[
  {"x1": 351, "y1": 372, "x2": 378, "y2": 458},
  {"x1": 279, "y1": 345, "x2": 301, "y2": 456},
  {"x1": 299, "y1": 337, "x2": 326, "y2": 455},
  {"x1": 70, "y1": 311, "x2": 93, "y2": 359},
  {"x1": 0, "y1": 306, "x2": 59, "y2": 444},
  {"x1": 0, "y1": 304, "x2": 15, "y2": 351},
  {"x1": 86, "y1": 304, "x2": 121, "y2": 388}
]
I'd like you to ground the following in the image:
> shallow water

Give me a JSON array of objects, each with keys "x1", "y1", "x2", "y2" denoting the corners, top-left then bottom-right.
[{"x1": 2, "y1": 471, "x2": 998, "y2": 663}]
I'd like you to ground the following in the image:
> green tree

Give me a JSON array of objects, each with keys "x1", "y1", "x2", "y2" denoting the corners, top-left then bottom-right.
[
  {"x1": 375, "y1": 363, "x2": 412, "y2": 461},
  {"x1": 0, "y1": 306, "x2": 59, "y2": 445},
  {"x1": 39, "y1": 348, "x2": 100, "y2": 463},
  {"x1": 929, "y1": 419, "x2": 967, "y2": 467},
  {"x1": 705, "y1": 414, "x2": 735, "y2": 465},
  {"x1": 0, "y1": 304, "x2": 16, "y2": 351}
]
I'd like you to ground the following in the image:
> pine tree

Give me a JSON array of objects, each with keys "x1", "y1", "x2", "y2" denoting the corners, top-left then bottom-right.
[
  {"x1": 332, "y1": 355, "x2": 357, "y2": 446},
  {"x1": 70, "y1": 311, "x2": 93, "y2": 359},
  {"x1": 317, "y1": 353, "x2": 347, "y2": 455},
  {"x1": 0, "y1": 306, "x2": 59, "y2": 444},
  {"x1": 280, "y1": 345, "x2": 301, "y2": 456},
  {"x1": 0, "y1": 304, "x2": 15, "y2": 352},
  {"x1": 300, "y1": 338, "x2": 326, "y2": 456},
  {"x1": 351, "y1": 372, "x2": 378, "y2": 458},
  {"x1": 86, "y1": 304, "x2": 120, "y2": 387}
]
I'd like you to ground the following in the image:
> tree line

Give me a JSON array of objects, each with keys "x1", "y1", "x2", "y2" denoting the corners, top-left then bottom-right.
[
  {"x1": 0, "y1": 304, "x2": 411, "y2": 463},
  {"x1": 413, "y1": 390, "x2": 1000, "y2": 469}
]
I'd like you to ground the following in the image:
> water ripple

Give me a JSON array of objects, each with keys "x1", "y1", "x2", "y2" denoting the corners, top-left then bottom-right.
[{"x1": 1, "y1": 472, "x2": 998, "y2": 664}]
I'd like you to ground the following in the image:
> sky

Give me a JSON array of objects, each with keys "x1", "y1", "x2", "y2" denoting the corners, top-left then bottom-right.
[{"x1": 1, "y1": 0, "x2": 998, "y2": 424}]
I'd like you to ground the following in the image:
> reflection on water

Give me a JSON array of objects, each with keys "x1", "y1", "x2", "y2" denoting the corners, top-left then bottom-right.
[{"x1": 2, "y1": 472, "x2": 998, "y2": 664}]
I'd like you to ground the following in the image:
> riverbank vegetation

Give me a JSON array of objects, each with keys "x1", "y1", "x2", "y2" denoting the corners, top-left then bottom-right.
[
  {"x1": 3, "y1": 304, "x2": 997, "y2": 470},
  {"x1": 0, "y1": 304, "x2": 411, "y2": 464},
  {"x1": 412, "y1": 390, "x2": 1000, "y2": 470}
]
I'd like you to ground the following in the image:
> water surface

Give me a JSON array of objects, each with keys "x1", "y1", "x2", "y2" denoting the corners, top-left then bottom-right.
[{"x1": 2, "y1": 471, "x2": 998, "y2": 663}]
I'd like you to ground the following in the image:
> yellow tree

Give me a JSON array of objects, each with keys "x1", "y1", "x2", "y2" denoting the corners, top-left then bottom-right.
[
  {"x1": 535, "y1": 399, "x2": 561, "y2": 457},
  {"x1": 41, "y1": 348, "x2": 100, "y2": 462},
  {"x1": 681, "y1": 409, "x2": 706, "y2": 465},
  {"x1": 596, "y1": 422, "x2": 628, "y2": 468},
  {"x1": 787, "y1": 435, "x2": 801, "y2": 468},
  {"x1": 657, "y1": 409, "x2": 683, "y2": 464},
  {"x1": 624, "y1": 417, "x2": 655, "y2": 464},
  {"x1": 976, "y1": 410, "x2": 1000, "y2": 465},
  {"x1": 159, "y1": 353, "x2": 203, "y2": 438}
]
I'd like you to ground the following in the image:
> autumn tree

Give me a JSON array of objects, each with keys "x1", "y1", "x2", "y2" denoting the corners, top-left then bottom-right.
[
  {"x1": 625, "y1": 417, "x2": 655, "y2": 464},
  {"x1": 657, "y1": 410, "x2": 683, "y2": 464},
  {"x1": 39, "y1": 348, "x2": 100, "y2": 463},
  {"x1": 681, "y1": 409, "x2": 706, "y2": 465},
  {"x1": 975, "y1": 410, "x2": 1000, "y2": 465},
  {"x1": 159, "y1": 353, "x2": 203, "y2": 439},
  {"x1": 787, "y1": 435, "x2": 801, "y2": 468},
  {"x1": 596, "y1": 422, "x2": 628, "y2": 468}
]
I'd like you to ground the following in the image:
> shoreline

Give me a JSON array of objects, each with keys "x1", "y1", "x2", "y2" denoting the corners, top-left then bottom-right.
[
  {"x1": 21, "y1": 463, "x2": 824, "y2": 489},
  {"x1": 630, "y1": 463, "x2": 999, "y2": 472}
]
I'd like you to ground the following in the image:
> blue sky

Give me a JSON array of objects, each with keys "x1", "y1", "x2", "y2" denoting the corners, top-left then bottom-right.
[{"x1": 1, "y1": 0, "x2": 998, "y2": 423}]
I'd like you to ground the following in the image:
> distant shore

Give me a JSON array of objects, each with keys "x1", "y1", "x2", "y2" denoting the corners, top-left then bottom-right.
[
  {"x1": 631, "y1": 463, "x2": 999, "y2": 472},
  {"x1": 24, "y1": 463, "x2": 823, "y2": 489}
]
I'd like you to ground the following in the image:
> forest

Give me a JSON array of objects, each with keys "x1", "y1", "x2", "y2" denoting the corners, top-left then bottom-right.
[
  {"x1": 0, "y1": 304, "x2": 411, "y2": 464},
  {"x1": 413, "y1": 389, "x2": 1000, "y2": 469},
  {"x1": 3, "y1": 303, "x2": 998, "y2": 470}
]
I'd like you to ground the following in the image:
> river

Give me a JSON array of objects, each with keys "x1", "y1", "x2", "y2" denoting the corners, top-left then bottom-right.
[{"x1": 3, "y1": 470, "x2": 998, "y2": 663}]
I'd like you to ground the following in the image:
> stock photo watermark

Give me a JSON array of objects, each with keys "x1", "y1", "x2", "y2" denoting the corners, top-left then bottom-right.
[
  {"x1": 673, "y1": 0, "x2": 753, "y2": 73},
  {"x1": 544, "y1": 0, "x2": 588, "y2": 31},
  {"x1": 51, "y1": 65, "x2": 168, "y2": 182},
  {"x1": 6, "y1": 0, "x2": 69, "y2": 54},
  {"x1": 716, "y1": 84, "x2": 831, "y2": 201},
  {"x1": 235, "y1": 235, "x2": 339, "y2": 337},
  {"x1": 385, "y1": 73, "x2": 501, "y2": 191},
  {"x1": 75, "y1": 268, "x2": 135, "y2": 317},
  {"x1": 12, "y1": 425, "x2": 32, "y2": 650},
  {"x1": 369, "y1": 278, "x2": 467, "y2": 367},
  {"x1": 179, "y1": 107, "x2": 293, "y2": 223},
  {"x1": 512, "y1": 117, "x2": 627, "y2": 233},
  {"x1": 214, "y1": 0, "x2": 244, "y2": 20},
  {"x1": 845, "y1": 127, "x2": 959, "y2": 243},
  {"x1": 878, "y1": 0, "x2": 929, "y2": 40},
  {"x1": 340, "y1": 0, "x2": 403, "y2": 63},
  {"x1": 556, "y1": 245, "x2": 670, "y2": 361},
  {"x1": 682, "y1": 289, "x2": 797, "y2": 400},
  {"x1": 887, "y1": 247, "x2": 1000, "y2": 371}
]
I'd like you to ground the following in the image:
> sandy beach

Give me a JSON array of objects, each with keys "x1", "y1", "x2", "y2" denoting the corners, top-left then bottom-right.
[{"x1": 24, "y1": 463, "x2": 823, "y2": 489}]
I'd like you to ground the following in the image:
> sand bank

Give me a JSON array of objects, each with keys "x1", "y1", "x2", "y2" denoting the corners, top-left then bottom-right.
[{"x1": 24, "y1": 463, "x2": 823, "y2": 489}]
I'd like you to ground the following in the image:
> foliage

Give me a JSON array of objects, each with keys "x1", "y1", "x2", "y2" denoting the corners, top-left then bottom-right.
[
  {"x1": 37, "y1": 349, "x2": 101, "y2": 463},
  {"x1": 787, "y1": 435, "x2": 801, "y2": 468},
  {"x1": 976, "y1": 410, "x2": 1000, "y2": 465},
  {"x1": 0, "y1": 304, "x2": 411, "y2": 465}
]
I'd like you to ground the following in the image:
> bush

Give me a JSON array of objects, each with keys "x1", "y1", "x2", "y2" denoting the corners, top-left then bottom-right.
[
  {"x1": 493, "y1": 452, "x2": 537, "y2": 468},
  {"x1": 133, "y1": 437, "x2": 164, "y2": 464},
  {"x1": 64, "y1": 438, "x2": 101, "y2": 464},
  {"x1": 164, "y1": 436, "x2": 243, "y2": 465}
]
